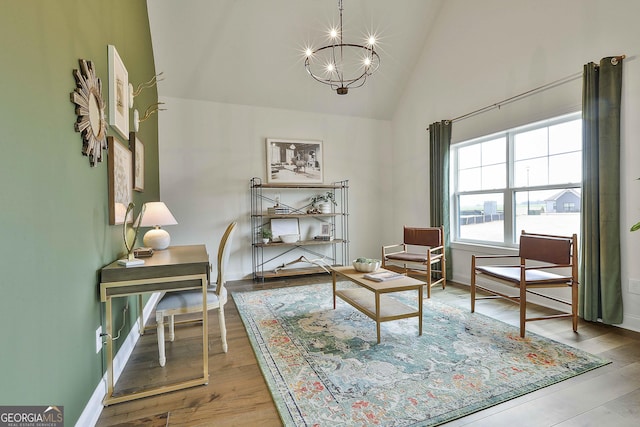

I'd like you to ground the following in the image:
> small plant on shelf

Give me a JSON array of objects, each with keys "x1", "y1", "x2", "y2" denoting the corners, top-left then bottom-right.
[
  {"x1": 261, "y1": 228, "x2": 272, "y2": 243},
  {"x1": 309, "y1": 191, "x2": 337, "y2": 214}
]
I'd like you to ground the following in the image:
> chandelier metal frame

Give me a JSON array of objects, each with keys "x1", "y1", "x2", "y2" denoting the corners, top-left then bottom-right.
[{"x1": 304, "y1": 0, "x2": 380, "y2": 95}]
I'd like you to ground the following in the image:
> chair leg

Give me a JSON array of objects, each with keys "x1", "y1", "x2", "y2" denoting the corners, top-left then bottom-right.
[
  {"x1": 168, "y1": 315, "x2": 175, "y2": 342},
  {"x1": 520, "y1": 284, "x2": 527, "y2": 338},
  {"x1": 572, "y1": 283, "x2": 578, "y2": 332},
  {"x1": 156, "y1": 311, "x2": 166, "y2": 367},
  {"x1": 219, "y1": 308, "x2": 228, "y2": 353},
  {"x1": 470, "y1": 257, "x2": 476, "y2": 313}
]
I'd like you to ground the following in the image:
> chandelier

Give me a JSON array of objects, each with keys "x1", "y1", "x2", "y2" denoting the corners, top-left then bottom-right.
[{"x1": 304, "y1": 0, "x2": 380, "y2": 95}]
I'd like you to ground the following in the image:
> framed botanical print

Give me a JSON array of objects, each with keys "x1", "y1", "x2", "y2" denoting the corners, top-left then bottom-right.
[
  {"x1": 266, "y1": 138, "x2": 323, "y2": 184},
  {"x1": 108, "y1": 45, "x2": 129, "y2": 139},
  {"x1": 129, "y1": 132, "x2": 144, "y2": 192},
  {"x1": 108, "y1": 136, "x2": 133, "y2": 225}
]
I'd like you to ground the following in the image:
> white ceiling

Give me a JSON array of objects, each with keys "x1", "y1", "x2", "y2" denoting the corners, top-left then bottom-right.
[{"x1": 147, "y1": 0, "x2": 443, "y2": 120}]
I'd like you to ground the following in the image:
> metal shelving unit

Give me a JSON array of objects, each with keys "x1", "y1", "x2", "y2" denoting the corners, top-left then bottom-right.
[{"x1": 250, "y1": 177, "x2": 349, "y2": 280}]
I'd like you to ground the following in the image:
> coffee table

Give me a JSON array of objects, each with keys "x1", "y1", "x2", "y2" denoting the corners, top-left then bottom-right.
[{"x1": 331, "y1": 266, "x2": 424, "y2": 343}]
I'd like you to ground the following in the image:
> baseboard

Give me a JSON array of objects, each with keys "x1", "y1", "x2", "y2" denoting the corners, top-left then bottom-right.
[
  {"x1": 621, "y1": 312, "x2": 640, "y2": 333},
  {"x1": 75, "y1": 293, "x2": 161, "y2": 427}
]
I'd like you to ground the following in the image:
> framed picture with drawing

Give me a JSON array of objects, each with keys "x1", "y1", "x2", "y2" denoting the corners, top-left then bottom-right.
[
  {"x1": 266, "y1": 138, "x2": 323, "y2": 184},
  {"x1": 129, "y1": 132, "x2": 144, "y2": 192},
  {"x1": 108, "y1": 45, "x2": 129, "y2": 139},
  {"x1": 107, "y1": 136, "x2": 133, "y2": 225}
]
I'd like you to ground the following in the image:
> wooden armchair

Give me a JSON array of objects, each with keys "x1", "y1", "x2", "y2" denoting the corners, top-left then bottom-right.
[
  {"x1": 471, "y1": 231, "x2": 578, "y2": 338},
  {"x1": 382, "y1": 226, "x2": 446, "y2": 298}
]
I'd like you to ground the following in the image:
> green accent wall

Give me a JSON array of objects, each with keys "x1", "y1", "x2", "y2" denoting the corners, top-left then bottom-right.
[{"x1": 0, "y1": 1, "x2": 159, "y2": 423}]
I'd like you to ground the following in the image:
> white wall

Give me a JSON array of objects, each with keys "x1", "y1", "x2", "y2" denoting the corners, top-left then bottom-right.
[
  {"x1": 391, "y1": 0, "x2": 640, "y2": 331},
  {"x1": 158, "y1": 97, "x2": 393, "y2": 280}
]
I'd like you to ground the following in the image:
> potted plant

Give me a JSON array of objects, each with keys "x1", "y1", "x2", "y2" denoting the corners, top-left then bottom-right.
[
  {"x1": 261, "y1": 228, "x2": 272, "y2": 243},
  {"x1": 310, "y1": 191, "x2": 336, "y2": 213}
]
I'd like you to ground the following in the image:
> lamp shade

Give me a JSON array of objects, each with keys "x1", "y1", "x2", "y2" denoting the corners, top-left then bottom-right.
[
  {"x1": 137, "y1": 202, "x2": 178, "y2": 250},
  {"x1": 138, "y1": 202, "x2": 178, "y2": 227}
]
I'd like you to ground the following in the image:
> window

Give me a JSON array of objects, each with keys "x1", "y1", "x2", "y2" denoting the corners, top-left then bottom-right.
[{"x1": 452, "y1": 113, "x2": 581, "y2": 246}]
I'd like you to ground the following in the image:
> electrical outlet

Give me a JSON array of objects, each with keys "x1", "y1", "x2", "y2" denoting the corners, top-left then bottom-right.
[
  {"x1": 95, "y1": 327, "x2": 103, "y2": 353},
  {"x1": 629, "y1": 279, "x2": 640, "y2": 295}
]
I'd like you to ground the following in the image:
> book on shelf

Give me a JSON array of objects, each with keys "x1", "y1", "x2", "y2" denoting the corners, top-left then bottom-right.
[
  {"x1": 267, "y1": 207, "x2": 290, "y2": 214},
  {"x1": 313, "y1": 235, "x2": 334, "y2": 241},
  {"x1": 363, "y1": 271, "x2": 404, "y2": 282},
  {"x1": 133, "y1": 247, "x2": 154, "y2": 257}
]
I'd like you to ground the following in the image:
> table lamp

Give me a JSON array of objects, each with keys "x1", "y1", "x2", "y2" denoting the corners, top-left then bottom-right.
[{"x1": 137, "y1": 201, "x2": 178, "y2": 250}]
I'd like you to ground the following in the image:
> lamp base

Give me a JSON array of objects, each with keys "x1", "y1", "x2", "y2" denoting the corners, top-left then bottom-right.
[
  {"x1": 143, "y1": 228, "x2": 171, "y2": 250},
  {"x1": 117, "y1": 258, "x2": 145, "y2": 267}
]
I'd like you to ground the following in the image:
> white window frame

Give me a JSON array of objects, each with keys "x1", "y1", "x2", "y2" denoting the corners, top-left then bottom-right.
[{"x1": 451, "y1": 112, "x2": 581, "y2": 247}]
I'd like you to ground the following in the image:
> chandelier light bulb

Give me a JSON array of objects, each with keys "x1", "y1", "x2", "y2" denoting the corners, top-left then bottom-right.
[{"x1": 303, "y1": 0, "x2": 380, "y2": 95}]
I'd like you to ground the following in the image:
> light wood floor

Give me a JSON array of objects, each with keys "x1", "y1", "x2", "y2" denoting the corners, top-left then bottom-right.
[{"x1": 96, "y1": 276, "x2": 640, "y2": 426}]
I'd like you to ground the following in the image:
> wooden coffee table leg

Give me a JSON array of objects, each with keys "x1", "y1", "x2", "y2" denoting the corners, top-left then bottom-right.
[
  {"x1": 332, "y1": 271, "x2": 337, "y2": 309},
  {"x1": 376, "y1": 292, "x2": 381, "y2": 344},
  {"x1": 418, "y1": 286, "x2": 423, "y2": 336}
]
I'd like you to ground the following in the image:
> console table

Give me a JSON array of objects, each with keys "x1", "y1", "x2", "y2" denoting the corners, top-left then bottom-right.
[{"x1": 100, "y1": 244, "x2": 210, "y2": 405}]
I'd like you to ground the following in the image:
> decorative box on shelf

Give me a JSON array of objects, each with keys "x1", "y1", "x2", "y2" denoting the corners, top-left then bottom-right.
[{"x1": 267, "y1": 206, "x2": 290, "y2": 215}]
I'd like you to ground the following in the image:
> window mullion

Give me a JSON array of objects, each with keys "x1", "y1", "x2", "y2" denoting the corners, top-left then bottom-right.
[{"x1": 505, "y1": 131, "x2": 515, "y2": 244}]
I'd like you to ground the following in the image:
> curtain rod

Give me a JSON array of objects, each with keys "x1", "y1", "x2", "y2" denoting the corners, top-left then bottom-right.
[{"x1": 426, "y1": 54, "x2": 626, "y2": 131}]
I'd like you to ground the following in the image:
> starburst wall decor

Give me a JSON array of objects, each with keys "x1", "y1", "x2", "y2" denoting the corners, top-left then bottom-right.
[{"x1": 70, "y1": 59, "x2": 108, "y2": 166}]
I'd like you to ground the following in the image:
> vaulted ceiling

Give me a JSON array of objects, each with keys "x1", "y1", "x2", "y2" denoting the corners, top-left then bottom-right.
[{"x1": 147, "y1": 0, "x2": 443, "y2": 120}]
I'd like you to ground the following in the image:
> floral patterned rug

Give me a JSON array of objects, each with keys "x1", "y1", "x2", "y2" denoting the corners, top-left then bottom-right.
[{"x1": 232, "y1": 283, "x2": 608, "y2": 426}]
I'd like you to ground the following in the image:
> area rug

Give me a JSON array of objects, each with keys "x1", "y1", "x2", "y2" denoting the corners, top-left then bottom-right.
[{"x1": 232, "y1": 283, "x2": 609, "y2": 426}]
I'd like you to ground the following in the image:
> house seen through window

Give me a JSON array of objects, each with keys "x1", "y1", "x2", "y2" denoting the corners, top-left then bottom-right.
[{"x1": 452, "y1": 112, "x2": 582, "y2": 246}]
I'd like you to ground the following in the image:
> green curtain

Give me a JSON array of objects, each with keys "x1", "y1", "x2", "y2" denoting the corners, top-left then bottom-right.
[
  {"x1": 579, "y1": 57, "x2": 624, "y2": 324},
  {"x1": 429, "y1": 120, "x2": 452, "y2": 278}
]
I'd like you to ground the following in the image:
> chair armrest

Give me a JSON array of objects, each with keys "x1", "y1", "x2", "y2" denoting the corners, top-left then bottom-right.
[
  {"x1": 428, "y1": 245, "x2": 444, "y2": 254},
  {"x1": 382, "y1": 243, "x2": 405, "y2": 257},
  {"x1": 472, "y1": 254, "x2": 519, "y2": 260},
  {"x1": 523, "y1": 264, "x2": 571, "y2": 271},
  {"x1": 472, "y1": 254, "x2": 519, "y2": 270},
  {"x1": 382, "y1": 243, "x2": 404, "y2": 251}
]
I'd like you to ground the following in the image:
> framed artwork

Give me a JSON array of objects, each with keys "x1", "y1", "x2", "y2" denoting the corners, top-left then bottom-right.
[
  {"x1": 266, "y1": 138, "x2": 323, "y2": 184},
  {"x1": 108, "y1": 45, "x2": 129, "y2": 139},
  {"x1": 108, "y1": 136, "x2": 133, "y2": 225},
  {"x1": 129, "y1": 132, "x2": 144, "y2": 192}
]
